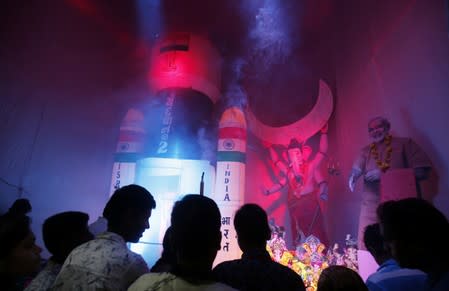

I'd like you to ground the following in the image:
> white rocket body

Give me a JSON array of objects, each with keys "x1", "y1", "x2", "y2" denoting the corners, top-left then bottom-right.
[{"x1": 214, "y1": 107, "x2": 247, "y2": 265}]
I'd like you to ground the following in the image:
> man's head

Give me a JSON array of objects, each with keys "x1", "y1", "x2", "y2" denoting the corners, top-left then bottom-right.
[
  {"x1": 363, "y1": 223, "x2": 391, "y2": 265},
  {"x1": 43, "y1": 211, "x2": 93, "y2": 263},
  {"x1": 103, "y1": 184, "x2": 156, "y2": 243},
  {"x1": 170, "y1": 194, "x2": 221, "y2": 268},
  {"x1": 234, "y1": 204, "x2": 271, "y2": 252},
  {"x1": 377, "y1": 198, "x2": 449, "y2": 273},
  {"x1": 368, "y1": 117, "x2": 391, "y2": 143}
]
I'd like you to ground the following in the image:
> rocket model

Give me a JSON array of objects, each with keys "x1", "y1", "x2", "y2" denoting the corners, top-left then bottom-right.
[
  {"x1": 109, "y1": 108, "x2": 145, "y2": 195},
  {"x1": 125, "y1": 33, "x2": 222, "y2": 264},
  {"x1": 214, "y1": 106, "x2": 247, "y2": 264}
]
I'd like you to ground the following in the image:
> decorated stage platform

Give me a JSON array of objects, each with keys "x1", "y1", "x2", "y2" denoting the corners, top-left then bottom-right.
[{"x1": 266, "y1": 223, "x2": 369, "y2": 291}]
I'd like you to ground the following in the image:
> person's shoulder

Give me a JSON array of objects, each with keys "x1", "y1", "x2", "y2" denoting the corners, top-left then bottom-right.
[
  {"x1": 352, "y1": 144, "x2": 371, "y2": 159},
  {"x1": 264, "y1": 261, "x2": 305, "y2": 286},
  {"x1": 128, "y1": 273, "x2": 176, "y2": 291},
  {"x1": 137, "y1": 272, "x2": 173, "y2": 281},
  {"x1": 365, "y1": 270, "x2": 382, "y2": 285},
  {"x1": 391, "y1": 136, "x2": 411, "y2": 144},
  {"x1": 127, "y1": 248, "x2": 147, "y2": 263},
  {"x1": 213, "y1": 259, "x2": 241, "y2": 274},
  {"x1": 64, "y1": 239, "x2": 93, "y2": 260},
  {"x1": 214, "y1": 259, "x2": 240, "y2": 268},
  {"x1": 367, "y1": 267, "x2": 427, "y2": 285},
  {"x1": 208, "y1": 281, "x2": 239, "y2": 291},
  {"x1": 271, "y1": 260, "x2": 303, "y2": 277},
  {"x1": 24, "y1": 265, "x2": 59, "y2": 291}
]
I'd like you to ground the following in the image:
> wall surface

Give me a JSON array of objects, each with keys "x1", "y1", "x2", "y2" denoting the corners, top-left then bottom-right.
[
  {"x1": 331, "y1": 0, "x2": 449, "y2": 240},
  {"x1": 0, "y1": 1, "x2": 145, "y2": 257}
]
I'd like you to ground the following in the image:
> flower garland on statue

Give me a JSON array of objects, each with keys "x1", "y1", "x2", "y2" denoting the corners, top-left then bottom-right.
[{"x1": 370, "y1": 134, "x2": 393, "y2": 172}]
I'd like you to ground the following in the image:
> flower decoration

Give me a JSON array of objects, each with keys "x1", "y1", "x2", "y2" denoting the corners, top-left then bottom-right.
[
  {"x1": 267, "y1": 220, "x2": 359, "y2": 291},
  {"x1": 370, "y1": 134, "x2": 393, "y2": 172}
]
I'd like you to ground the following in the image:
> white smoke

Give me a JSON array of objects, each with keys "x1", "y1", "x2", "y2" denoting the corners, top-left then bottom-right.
[
  {"x1": 223, "y1": 58, "x2": 248, "y2": 109},
  {"x1": 249, "y1": 0, "x2": 292, "y2": 72},
  {"x1": 197, "y1": 126, "x2": 216, "y2": 161}
]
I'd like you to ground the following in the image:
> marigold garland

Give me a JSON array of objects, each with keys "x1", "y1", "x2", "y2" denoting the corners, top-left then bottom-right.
[{"x1": 370, "y1": 134, "x2": 393, "y2": 172}]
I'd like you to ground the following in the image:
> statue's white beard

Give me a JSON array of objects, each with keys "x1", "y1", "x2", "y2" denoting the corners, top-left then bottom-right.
[{"x1": 371, "y1": 131, "x2": 388, "y2": 143}]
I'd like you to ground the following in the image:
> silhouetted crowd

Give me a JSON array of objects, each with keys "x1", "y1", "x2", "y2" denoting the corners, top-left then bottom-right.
[{"x1": 1, "y1": 185, "x2": 448, "y2": 290}]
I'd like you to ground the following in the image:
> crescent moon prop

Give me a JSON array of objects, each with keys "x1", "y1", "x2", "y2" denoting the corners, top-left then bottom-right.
[{"x1": 246, "y1": 79, "x2": 334, "y2": 145}]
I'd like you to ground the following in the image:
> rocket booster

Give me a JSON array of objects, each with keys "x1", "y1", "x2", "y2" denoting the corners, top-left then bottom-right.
[
  {"x1": 214, "y1": 106, "x2": 247, "y2": 264},
  {"x1": 128, "y1": 33, "x2": 221, "y2": 264},
  {"x1": 109, "y1": 108, "x2": 145, "y2": 195}
]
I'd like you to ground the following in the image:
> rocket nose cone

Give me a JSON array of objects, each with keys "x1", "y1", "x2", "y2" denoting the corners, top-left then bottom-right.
[
  {"x1": 122, "y1": 108, "x2": 144, "y2": 123},
  {"x1": 220, "y1": 107, "x2": 247, "y2": 128},
  {"x1": 121, "y1": 109, "x2": 145, "y2": 130}
]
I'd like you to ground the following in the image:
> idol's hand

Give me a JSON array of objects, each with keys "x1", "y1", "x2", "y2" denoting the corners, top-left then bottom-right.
[
  {"x1": 318, "y1": 182, "x2": 329, "y2": 200},
  {"x1": 364, "y1": 169, "x2": 381, "y2": 182},
  {"x1": 319, "y1": 191, "x2": 329, "y2": 201},
  {"x1": 261, "y1": 186, "x2": 271, "y2": 196},
  {"x1": 261, "y1": 139, "x2": 272, "y2": 149},
  {"x1": 320, "y1": 123, "x2": 329, "y2": 134},
  {"x1": 349, "y1": 168, "x2": 362, "y2": 191},
  {"x1": 348, "y1": 175, "x2": 356, "y2": 192}
]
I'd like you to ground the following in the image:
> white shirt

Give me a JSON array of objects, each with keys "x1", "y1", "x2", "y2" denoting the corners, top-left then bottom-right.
[
  {"x1": 25, "y1": 259, "x2": 62, "y2": 291},
  {"x1": 52, "y1": 232, "x2": 149, "y2": 291}
]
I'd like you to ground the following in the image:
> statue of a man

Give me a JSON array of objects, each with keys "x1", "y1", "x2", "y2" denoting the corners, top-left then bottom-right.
[{"x1": 348, "y1": 116, "x2": 432, "y2": 249}]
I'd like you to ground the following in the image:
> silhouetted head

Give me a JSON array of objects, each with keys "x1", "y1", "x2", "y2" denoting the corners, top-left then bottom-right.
[
  {"x1": 170, "y1": 194, "x2": 221, "y2": 268},
  {"x1": 234, "y1": 204, "x2": 271, "y2": 252},
  {"x1": 368, "y1": 116, "x2": 391, "y2": 143},
  {"x1": 43, "y1": 211, "x2": 93, "y2": 263},
  {"x1": 363, "y1": 223, "x2": 391, "y2": 265},
  {"x1": 0, "y1": 215, "x2": 42, "y2": 279},
  {"x1": 317, "y1": 265, "x2": 368, "y2": 291},
  {"x1": 8, "y1": 199, "x2": 32, "y2": 216},
  {"x1": 377, "y1": 198, "x2": 449, "y2": 273},
  {"x1": 103, "y1": 184, "x2": 156, "y2": 243}
]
